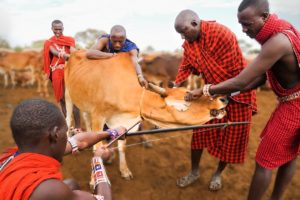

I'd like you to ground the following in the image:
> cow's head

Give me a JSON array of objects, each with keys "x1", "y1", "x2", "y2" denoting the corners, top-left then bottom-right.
[{"x1": 141, "y1": 86, "x2": 228, "y2": 128}]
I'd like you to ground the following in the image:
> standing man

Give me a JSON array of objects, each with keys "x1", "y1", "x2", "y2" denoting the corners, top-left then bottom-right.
[
  {"x1": 0, "y1": 99, "x2": 127, "y2": 200},
  {"x1": 44, "y1": 19, "x2": 81, "y2": 130},
  {"x1": 86, "y1": 25, "x2": 148, "y2": 88},
  {"x1": 174, "y1": 10, "x2": 257, "y2": 190},
  {"x1": 191, "y1": 0, "x2": 300, "y2": 199}
]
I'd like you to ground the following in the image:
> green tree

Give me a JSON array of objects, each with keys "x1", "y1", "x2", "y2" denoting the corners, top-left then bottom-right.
[
  {"x1": 75, "y1": 28, "x2": 106, "y2": 49},
  {"x1": 143, "y1": 45, "x2": 155, "y2": 52},
  {"x1": 30, "y1": 40, "x2": 45, "y2": 49},
  {"x1": 0, "y1": 37, "x2": 10, "y2": 49}
]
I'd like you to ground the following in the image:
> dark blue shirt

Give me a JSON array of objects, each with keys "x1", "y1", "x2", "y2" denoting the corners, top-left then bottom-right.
[{"x1": 101, "y1": 34, "x2": 139, "y2": 53}]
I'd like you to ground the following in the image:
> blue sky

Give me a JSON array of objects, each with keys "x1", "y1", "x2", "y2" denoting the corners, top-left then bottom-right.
[{"x1": 0, "y1": 0, "x2": 299, "y2": 51}]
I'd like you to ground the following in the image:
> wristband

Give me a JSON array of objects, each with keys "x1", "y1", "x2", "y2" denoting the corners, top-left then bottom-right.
[
  {"x1": 67, "y1": 137, "x2": 79, "y2": 154},
  {"x1": 203, "y1": 84, "x2": 212, "y2": 97},
  {"x1": 107, "y1": 129, "x2": 119, "y2": 140},
  {"x1": 93, "y1": 194, "x2": 104, "y2": 200}
]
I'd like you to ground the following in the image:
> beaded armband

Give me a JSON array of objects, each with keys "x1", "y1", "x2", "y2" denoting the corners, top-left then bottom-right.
[{"x1": 92, "y1": 156, "x2": 111, "y2": 190}]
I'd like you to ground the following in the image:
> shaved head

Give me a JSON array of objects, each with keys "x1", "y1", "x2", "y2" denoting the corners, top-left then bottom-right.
[
  {"x1": 110, "y1": 25, "x2": 126, "y2": 37},
  {"x1": 51, "y1": 19, "x2": 63, "y2": 27},
  {"x1": 174, "y1": 9, "x2": 200, "y2": 43},
  {"x1": 238, "y1": 0, "x2": 269, "y2": 14},
  {"x1": 10, "y1": 99, "x2": 65, "y2": 148},
  {"x1": 175, "y1": 9, "x2": 200, "y2": 30}
]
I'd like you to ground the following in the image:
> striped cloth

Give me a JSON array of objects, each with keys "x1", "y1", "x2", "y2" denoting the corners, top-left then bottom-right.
[
  {"x1": 255, "y1": 14, "x2": 300, "y2": 169},
  {"x1": 175, "y1": 20, "x2": 256, "y2": 163}
]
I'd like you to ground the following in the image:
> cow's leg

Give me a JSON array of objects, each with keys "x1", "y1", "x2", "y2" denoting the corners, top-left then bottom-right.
[
  {"x1": 9, "y1": 70, "x2": 16, "y2": 88},
  {"x1": 118, "y1": 139, "x2": 133, "y2": 180},
  {"x1": 43, "y1": 78, "x2": 49, "y2": 97},
  {"x1": 65, "y1": 88, "x2": 73, "y2": 136},
  {"x1": 0, "y1": 68, "x2": 8, "y2": 88},
  {"x1": 36, "y1": 73, "x2": 42, "y2": 94},
  {"x1": 4, "y1": 73, "x2": 8, "y2": 88},
  {"x1": 82, "y1": 112, "x2": 92, "y2": 131}
]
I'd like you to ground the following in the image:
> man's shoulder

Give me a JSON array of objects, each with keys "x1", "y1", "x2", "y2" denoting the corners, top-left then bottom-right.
[{"x1": 30, "y1": 179, "x2": 73, "y2": 200}]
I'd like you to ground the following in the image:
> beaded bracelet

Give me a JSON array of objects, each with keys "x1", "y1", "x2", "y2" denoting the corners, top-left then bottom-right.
[
  {"x1": 93, "y1": 194, "x2": 104, "y2": 200},
  {"x1": 203, "y1": 84, "x2": 212, "y2": 97},
  {"x1": 107, "y1": 129, "x2": 119, "y2": 140},
  {"x1": 91, "y1": 156, "x2": 111, "y2": 189}
]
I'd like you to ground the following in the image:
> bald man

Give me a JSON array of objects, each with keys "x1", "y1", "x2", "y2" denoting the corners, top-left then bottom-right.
[
  {"x1": 173, "y1": 9, "x2": 256, "y2": 191},
  {"x1": 194, "y1": 0, "x2": 300, "y2": 199},
  {"x1": 86, "y1": 25, "x2": 148, "y2": 88}
]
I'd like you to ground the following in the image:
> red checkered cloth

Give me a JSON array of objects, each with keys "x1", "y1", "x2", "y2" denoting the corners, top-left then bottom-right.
[
  {"x1": 256, "y1": 14, "x2": 300, "y2": 64},
  {"x1": 192, "y1": 101, "x2": 253, "y2": 163},
  {"x1": 254, "y1": 14, "x2": 300, "y2": 169},
  {"x1": 175, "y1": 20, "x2": 256, "y2": 109},
  {"x1": 175, "y1": 21, "x2": 256, "y2": 163}
]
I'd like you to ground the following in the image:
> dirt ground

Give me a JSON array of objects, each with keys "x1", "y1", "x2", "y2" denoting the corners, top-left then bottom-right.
[{"x1": 0, "y1": 85, "x2": 299, "y2": 200}]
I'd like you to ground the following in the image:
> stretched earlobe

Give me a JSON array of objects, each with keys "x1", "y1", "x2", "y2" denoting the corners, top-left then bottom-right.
[
  {"x1": 262, "y1": 12, "x2": 269, "y2": 21},
  {"x1": 191, "y1": 20, "x2": 198, "y2": 27},
  {"x1": 49, "y1": 126, "x2": 59, "y2": 143}
]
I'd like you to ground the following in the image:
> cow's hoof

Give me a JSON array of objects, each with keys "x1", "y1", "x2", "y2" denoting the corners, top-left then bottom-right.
[{"x1": 121, "y1": 169, "x2": 133, "y2": 180}]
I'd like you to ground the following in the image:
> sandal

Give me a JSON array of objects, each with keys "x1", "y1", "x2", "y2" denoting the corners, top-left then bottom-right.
[
  {"x1": 209, "y1": 174, "x2": 222, "y2": 191},
  {"x1": 176, "y1": 173, "x2": 200, "y2": 188}
]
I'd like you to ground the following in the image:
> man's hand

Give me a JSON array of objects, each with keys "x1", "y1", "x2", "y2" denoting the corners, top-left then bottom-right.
[
  {"x1": 63, "y1": 53, "x2": 70, "y2": 61},
  {"x1": 138, "y1": 75, "x2": 149, "y2": 89},
  {"x1": 107, "y1": 126, "x2": 127, "y2": 140},
  {"x1": 94, "y1": 146, "x2": 113, "y2": 161},
  {"x1": 184, "y1": 88, "x2": 203, "y2": 101}
]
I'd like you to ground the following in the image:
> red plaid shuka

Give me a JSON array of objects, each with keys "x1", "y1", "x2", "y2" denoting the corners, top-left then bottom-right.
[
  {"x1": 255, "y1": 14, "x2": 300, "y2": 169},
  {"x1": 175, "y1": 20, "x2": 256, "y2": 163},
  {"x1": 43, "y1": 35, "x2": 75, "y2": 102}
]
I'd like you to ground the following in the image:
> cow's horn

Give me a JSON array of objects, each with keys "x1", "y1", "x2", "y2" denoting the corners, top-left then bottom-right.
[{"x1": 148, "y1": 83, "x2": 167, "y2": 97}]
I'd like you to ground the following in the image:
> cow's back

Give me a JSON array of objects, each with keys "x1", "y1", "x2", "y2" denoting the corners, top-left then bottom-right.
[{"x1": 65, "y1": 50, "x2": 143, "y2": 114}]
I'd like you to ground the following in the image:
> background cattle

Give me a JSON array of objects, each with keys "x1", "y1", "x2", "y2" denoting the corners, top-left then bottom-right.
[
  {"x1": 0, "y1": 49, "x2": 49, "y2": 97},
  {"x1": 140, "y1": 52, "x2": 204, "y2": 90}
]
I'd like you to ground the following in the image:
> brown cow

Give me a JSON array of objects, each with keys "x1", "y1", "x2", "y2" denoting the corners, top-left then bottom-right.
[
  {"x1": 139, "y1": 52, "x2": 181, "y2": 87},
  {"x1": 140, "y1": 52, "x2": 203, "y2": 89},
  {"x1": 0, "y1": 50, "x2": 49, "y2": 96},
  {"x1": 64, "y1": 50, "x2": 228, "y2": 180}
]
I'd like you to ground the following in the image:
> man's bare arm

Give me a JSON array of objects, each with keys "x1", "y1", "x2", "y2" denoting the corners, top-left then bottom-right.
[
  {"x1": 130, "y1": 49, "x2": 148, "y2": 88},
  {"x1": 86, "y1": 38, "x2": 114, "y2": 59},
  {"x1": 64, "y1": 127, "x2": 126, "y2": 155},
  {"x1": 209, "y1": 33, "x2": 289, "y2": 95},
  {"x1": 241, "y1": 74, "x2": 267, "y2": 92}
]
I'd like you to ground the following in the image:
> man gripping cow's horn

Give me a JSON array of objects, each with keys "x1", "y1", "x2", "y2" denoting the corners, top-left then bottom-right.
[{"x1": 86, "y1": 25, "x2": 149, "y2": 89}]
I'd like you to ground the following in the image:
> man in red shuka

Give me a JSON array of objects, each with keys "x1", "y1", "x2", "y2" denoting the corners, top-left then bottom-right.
[
  {"x1": 188, "y1": 0, "x2": 300, "y2": 199},
  {"x1": 44, "y1": 19, "x2": 81, "y2": 130}
]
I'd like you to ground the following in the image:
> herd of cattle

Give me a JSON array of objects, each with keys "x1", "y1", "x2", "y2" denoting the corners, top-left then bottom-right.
[
  {"x1": 0, "y1": 49, "x2": 49, "y2": 96},
  {"x1": 0, "y1": 48, "x2": 203, "y2": 95}
]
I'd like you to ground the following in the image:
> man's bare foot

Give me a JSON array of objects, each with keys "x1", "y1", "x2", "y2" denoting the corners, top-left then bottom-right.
[{"x1": 209, "y1": 173, "x2": 222, "y2": 191}]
